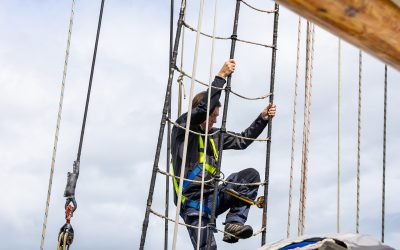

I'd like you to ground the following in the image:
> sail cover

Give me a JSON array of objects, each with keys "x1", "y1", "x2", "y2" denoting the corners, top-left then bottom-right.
[{"x1": 258, "y1": 234, "x2": 395, "y2": 250}]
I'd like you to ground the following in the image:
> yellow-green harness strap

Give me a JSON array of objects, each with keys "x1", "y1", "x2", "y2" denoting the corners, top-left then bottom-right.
[{"x1": 171, "y1": 134, "x2": 219, "y2": 203}]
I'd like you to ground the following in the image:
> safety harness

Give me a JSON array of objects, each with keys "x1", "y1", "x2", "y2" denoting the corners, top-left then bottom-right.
[{"x1": 172, "y1": 135, "x2": 218, "y2": 214}]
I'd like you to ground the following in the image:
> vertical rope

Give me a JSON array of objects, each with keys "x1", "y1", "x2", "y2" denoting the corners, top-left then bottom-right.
[
  {"x1": 196, "y1": 0, "x2": 218, "y2": 249},
  {"x1": 298, "y1": 22, "x2": 312, "y2": 236},
  {"x1": 287, "y1": 16, "x2": 301, "y2": 239},
  {"x1": 356, "y1": 50, "x2": 362, "y2": 234},
  {"x1": 139, "y1": 1, "x2": 187, "y2": 248},
  {"x1": 337, "y1": 38, "x2": 341, "y2": 234},
  {"x1": 40, "y1": 1, "x2": 75, "y2": 249},
  {"x1": 261, "y1": 3, "x2": 279, "y2": 245},
  {"x1": 304, "y1": 23, "x2": 315, "y2": 234},
  {"x1": 298, "y1": 21, "x2": 314, "y2": 237},
  {"x1": 172, "y1": 0, "x2": 205, "y2": 248},
  {"x1": 164, "y1": 0, "x2": 174, "y2": 248},
  {"x1": 381, "y1": 64, "x2": 388, "y2": 243}
]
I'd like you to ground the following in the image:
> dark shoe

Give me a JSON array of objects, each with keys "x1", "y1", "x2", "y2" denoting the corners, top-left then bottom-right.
[{"x1": 222, "y1": 223, "x2": 253, "y2": 243}]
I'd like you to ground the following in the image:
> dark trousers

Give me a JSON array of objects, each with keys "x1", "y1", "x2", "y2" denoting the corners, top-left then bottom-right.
[{"x1": 180, "y1": 168, "x2": 260, "y2": 250}]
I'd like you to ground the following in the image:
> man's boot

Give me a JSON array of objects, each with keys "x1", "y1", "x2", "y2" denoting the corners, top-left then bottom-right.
[{"x1": 222, "y1": 223, "x2": 253, "y2": 243}]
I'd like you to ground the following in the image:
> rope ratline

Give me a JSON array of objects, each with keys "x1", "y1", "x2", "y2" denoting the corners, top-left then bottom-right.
[
  {"x1": 174, "y1": 66, "x2": 272, "y2": 100},
  {"x1": 182, "y1": 21, "x2": 274, "y2": 48},
  {"x1": 240, "y1": 0, "x2": 277, "y2": 14},
  {"x1": 150, "y1": 208, "x2": 266, "y2": 237}
]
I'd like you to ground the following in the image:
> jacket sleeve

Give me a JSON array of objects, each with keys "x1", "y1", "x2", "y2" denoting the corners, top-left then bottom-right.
[
  {"x1": 222, "y1": 114, "x2": 268, "y2": 150},
  {"x1": 190, "y1": 76, "x2": 226, "y2": 125}
]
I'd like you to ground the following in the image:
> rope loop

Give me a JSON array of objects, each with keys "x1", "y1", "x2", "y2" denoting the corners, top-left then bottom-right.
[{"x1": 240, "y1": 0, "x2": 277, "y2": 14}]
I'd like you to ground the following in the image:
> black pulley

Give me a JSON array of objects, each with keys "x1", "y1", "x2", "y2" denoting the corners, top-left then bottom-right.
[{"x1": 57, "y1": 223, "x2": 74, "y2": 250}]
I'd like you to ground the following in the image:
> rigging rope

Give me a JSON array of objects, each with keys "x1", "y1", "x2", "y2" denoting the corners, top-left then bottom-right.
[
  {"x1": 150, "y1": 208, "x2": 266, "y2": 237},
  {"x1": 298, "y1": 21, "x2": 314, "y2": 237},
  {"x1": 356, "y1": 50, "x2": 362, "y2": 234},
  {"x1": 381, "y1": 64, "x2": 388, "y2": 243},
  {"x1": 196, "y1": 0, "x2": 219, "y2": 248},
  {"x1": 287, "y1": 16, "x2": 302, "y2": 239},
  {"x1": 171, "y1": 0, "x2": 206, "y2": 248},
  {"x1": 40, "y1": 1, "x2": 76, "y2": 249},
  {"x1": 337, "y1": 38, "x2": 342, "y2": 234}
]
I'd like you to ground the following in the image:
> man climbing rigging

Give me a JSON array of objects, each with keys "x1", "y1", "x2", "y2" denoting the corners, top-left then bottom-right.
[{"x1": 171, "y1": 59, "x2": 277, "y2": 249}]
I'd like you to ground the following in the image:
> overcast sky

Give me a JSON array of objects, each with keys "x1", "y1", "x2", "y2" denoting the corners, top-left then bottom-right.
[{"x1": 0, "y1": 1, "x2": 399, "y2": 249}]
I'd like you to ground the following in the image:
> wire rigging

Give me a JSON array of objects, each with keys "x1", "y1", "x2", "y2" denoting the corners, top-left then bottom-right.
[
  {"x1": 164, "y1": 0, "x2": 174, "y2": 248},
  {"x1": 40, "y1": 1, "x2": 76, "y2": 249},
  {"x1": 261, "y1": 3, "x2": 280, "y2": 245}
]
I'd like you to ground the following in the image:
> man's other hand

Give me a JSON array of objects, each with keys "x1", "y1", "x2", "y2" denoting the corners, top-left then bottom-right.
[{"x1": 262, "y1": 103, "x2": 276, "y2": 120}]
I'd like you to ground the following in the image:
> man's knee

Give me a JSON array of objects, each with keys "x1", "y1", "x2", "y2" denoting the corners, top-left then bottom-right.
[{"x1": 240, "y1": 168, "x2": 260, "y2": 183}]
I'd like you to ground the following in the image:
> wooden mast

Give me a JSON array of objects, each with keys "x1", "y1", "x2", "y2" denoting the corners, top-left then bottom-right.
[{"x1": 276, "y1": 0, "x2": 400, "y2": 70}]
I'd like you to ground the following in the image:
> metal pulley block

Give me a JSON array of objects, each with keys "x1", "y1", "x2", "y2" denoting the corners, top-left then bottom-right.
[{"x1": 57, "y1": 223, "x2": 74, "y2": 250}]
